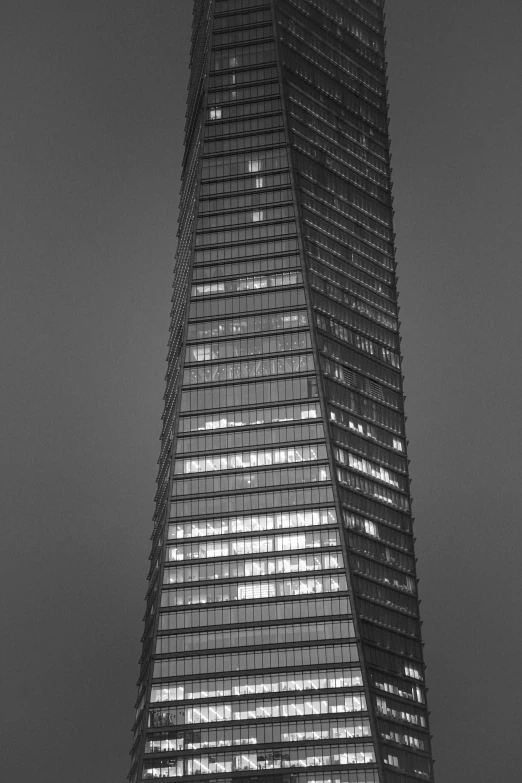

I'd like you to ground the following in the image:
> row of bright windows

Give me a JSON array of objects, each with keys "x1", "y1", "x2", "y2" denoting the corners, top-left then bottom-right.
[
  {"x1": 174, "y1": 444, "x2": 326, "y2": 475},
  {"x1": 149, "y1": 691, "x2": 367, "y2": 727},
  {"x1": 183, "y1": 353, "x2": 315, "y2": 386},
  {"x1": 142, "y1": 743, "x2": 376, "y2": 778},
  {"x1": 191, "y1": 270, "x2": 300, "y2": 296},
  {"x1": 151, "y1": 667, "x2": 363, "y2": 704},
  {"x1": 186, "y1": 310, "x2": 308, "y2": 341},
  {"x1": 175, "y1": 421, "x2": 325, "y2": 455},
  {"x1": 186, "y1": 332, "x2": 310, "y2": 364},
  {"x1": 158, "y1": 574, "x2": 347, "y2": 609},
  {"x1": 144, "y1": 716, "x2": 372, "y2": 752},
  {"x1": 168, "y1": 507, "x2": 336, "y2": 539},
  {"x1": 163, "y1": 551, "x2": 343, "y2": 585},
  {"x1": 166, "y1": 528, "x2": 339, "y2": 561}
]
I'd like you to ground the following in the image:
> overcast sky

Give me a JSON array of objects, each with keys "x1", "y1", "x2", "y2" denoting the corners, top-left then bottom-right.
[{"x1": 2, "y1": 1, "x2": 522, "y2": 781}]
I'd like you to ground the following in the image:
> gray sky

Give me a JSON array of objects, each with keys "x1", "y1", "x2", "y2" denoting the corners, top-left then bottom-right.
[{"x1": 2, "y1": 1, "x2": 521, "y2": 780}]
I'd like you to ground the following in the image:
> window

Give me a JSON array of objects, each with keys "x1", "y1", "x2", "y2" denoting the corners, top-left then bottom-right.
[
  {"x1": 142, "y1": 758, "x2": 183, "y2": 778},
  {"x1": 195, "y1": 220, "x2": 297, "y2": 248},
  {"x1": 145, "y1": 716, "x2": 371, "y2": 753},
  {"x1": 198, "y1": 203, "x2": 294, "y2": 230},
  {"x1": 178, "y1": 401, "x2": 320, "y2": 434},
  {"x1": 154, "y1": 642, "x2": 359, "y2": 679},
  {"x1": 156, "y1": 619, "x2": 356, "y2": 654},
  {"x1": 160, "y1": 573, "x2": 347, "y2": 609},
  {"x1": 157, "y1": 595, "x2": 350, "y2": 633},
  {"x1": 151, "y1": 666, "x2": 362, "y2": 703},
  {"x1": 168, "y1": 506, "x2": 335, "y2": 539},
  {"x1": 350, "y1": 554, "x2": 416, "y2": 595},
  {"x1": 187, "y1": 310, "x2": 308, "y2": 342},
  {"x1": 213, "y1": 25, "x2": 274, "y2": 48},
  {"x1": 354, "y1": 575, "x2": 418, "y2": 617},
  {"x1": 186, "y1": 331, "x2": 310, "y2": 364},
  {"x1": 324, "y1": 378, "x2": 404, "y2": 436},
  {"x1": 197, "y1": 189, "x2": 293, "y2": 217},
  {"x1": 190, "y1": 270, "x2": 301, "y2": 297},
  {"x1": 373, "y1": 673, "x2": 425, "y2": 704},
  {"x1": 183, "y1": 353, "x2": 315, "y2": 386},
  {"x1": 334, "y1": 446, "x2": 405, "y2": 490},
  {"x1": 163, "y1": 549, "x2": 342, "y2": 585},
  {"x1": 143, "y1": 742, "x2": 376, "y2": 776},
  {"x1": 167, "y1": 529, "x2": 339, "y2": 561},
  {"x1": 201, "y1": 147, "x2": 287, "y2": 181},
  {"x1": 186, "y1": 743, "x2": 376, "y2": 775},
  {"x1": 171, "y1": 463, "x2": 330, "y2": 498},
  {"x1": 376, "y1": 696, "x2": 427, "y2": 728},
  {"x1": 344, "y1": 510, "x2": 378, "y2": 538},
  {"x1": 347, "y1": 531, "x2": 415, "y2": 572},
  {"x1": 170, "y1": 483, "x2": 333, "y2": 520},
  {"x1": 308, "y1": 245, "x2": 397, "y2": 317},
  {"x1": 200, "y1": 171, "x2": 290, "y2": 198},
  {"x1": 404, "y1": 664, "x2": 423, "y2": 681},
  {"x1": 176, "y1": 421, "x2": 324, "y2": 456},
  {"x1": 209, "y1": 107, "x2": 222, "y2": 120},
  {"x1": 149, "y1": 692, "x2": 367, "y2": 729},
  {"x1": 312, "y1": 292, "x2": 399, "y2": 351},
  {"x1": 195, "y1": 236, "x2": 298, "y2": 264},
  {"x1": 174, "y1": 444, "x2": 326, "y2": 475},
  {"x1": 205, "y1": 129, "x2": 286, "y2": 155},
  {"x1": 316, "y1": 313, "x2": 400, "y2": 370},
  {"x1": 329, "y1": 403, "x2": 404, "y2": 454}
]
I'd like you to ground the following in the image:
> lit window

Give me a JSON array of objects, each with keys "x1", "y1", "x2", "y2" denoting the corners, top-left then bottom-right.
[
  {"x1": 363, "y1": 520, "x2": 378, "y2": 537},
  {"x1": 252, "y1": 210, "x2": 264, "y2": 222},
  {"x1": 191, "y1": 345, "x2": 212, "y2": 362},
  {"x1": 248, "y1": 160, "x2": 261, "y2": 173},
  {"x1": 255, "y1": 176, "x2": 265, "y2": 188},
  {"x1": 405, "y1": 664, "x2": 422, "y2": 680},
  {"x1": 209, "y1": 107, "x2": 222, "y2": 120}
]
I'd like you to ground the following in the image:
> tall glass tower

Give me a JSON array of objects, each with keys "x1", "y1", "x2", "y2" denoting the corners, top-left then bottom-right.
[{"x1": 129, "y1": 2, "x2": 434, "y2": 782}]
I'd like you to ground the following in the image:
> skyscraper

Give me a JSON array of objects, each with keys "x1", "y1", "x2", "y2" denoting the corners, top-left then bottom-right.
[{"x1": 129, "y1": 1, "x2": 435, "y2": 782}]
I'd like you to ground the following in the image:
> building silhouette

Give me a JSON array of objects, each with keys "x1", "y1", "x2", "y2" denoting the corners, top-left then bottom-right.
[{"x1": 129, "y1": 1, "x2": 435, "y2": 781}]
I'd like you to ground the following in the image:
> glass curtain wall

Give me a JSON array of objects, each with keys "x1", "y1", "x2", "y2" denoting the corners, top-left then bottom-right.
[
  {"x1": 129, "y1": 2, "x2": 434, "y2": 783},
  {"x1": 275, "y1": 1, "x2": 434, "y2": 780}
]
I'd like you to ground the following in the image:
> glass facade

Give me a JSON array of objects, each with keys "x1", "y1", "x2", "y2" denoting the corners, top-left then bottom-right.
[{"x1": 129, "y1": 2, "x2": 434, "y2": 783}]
